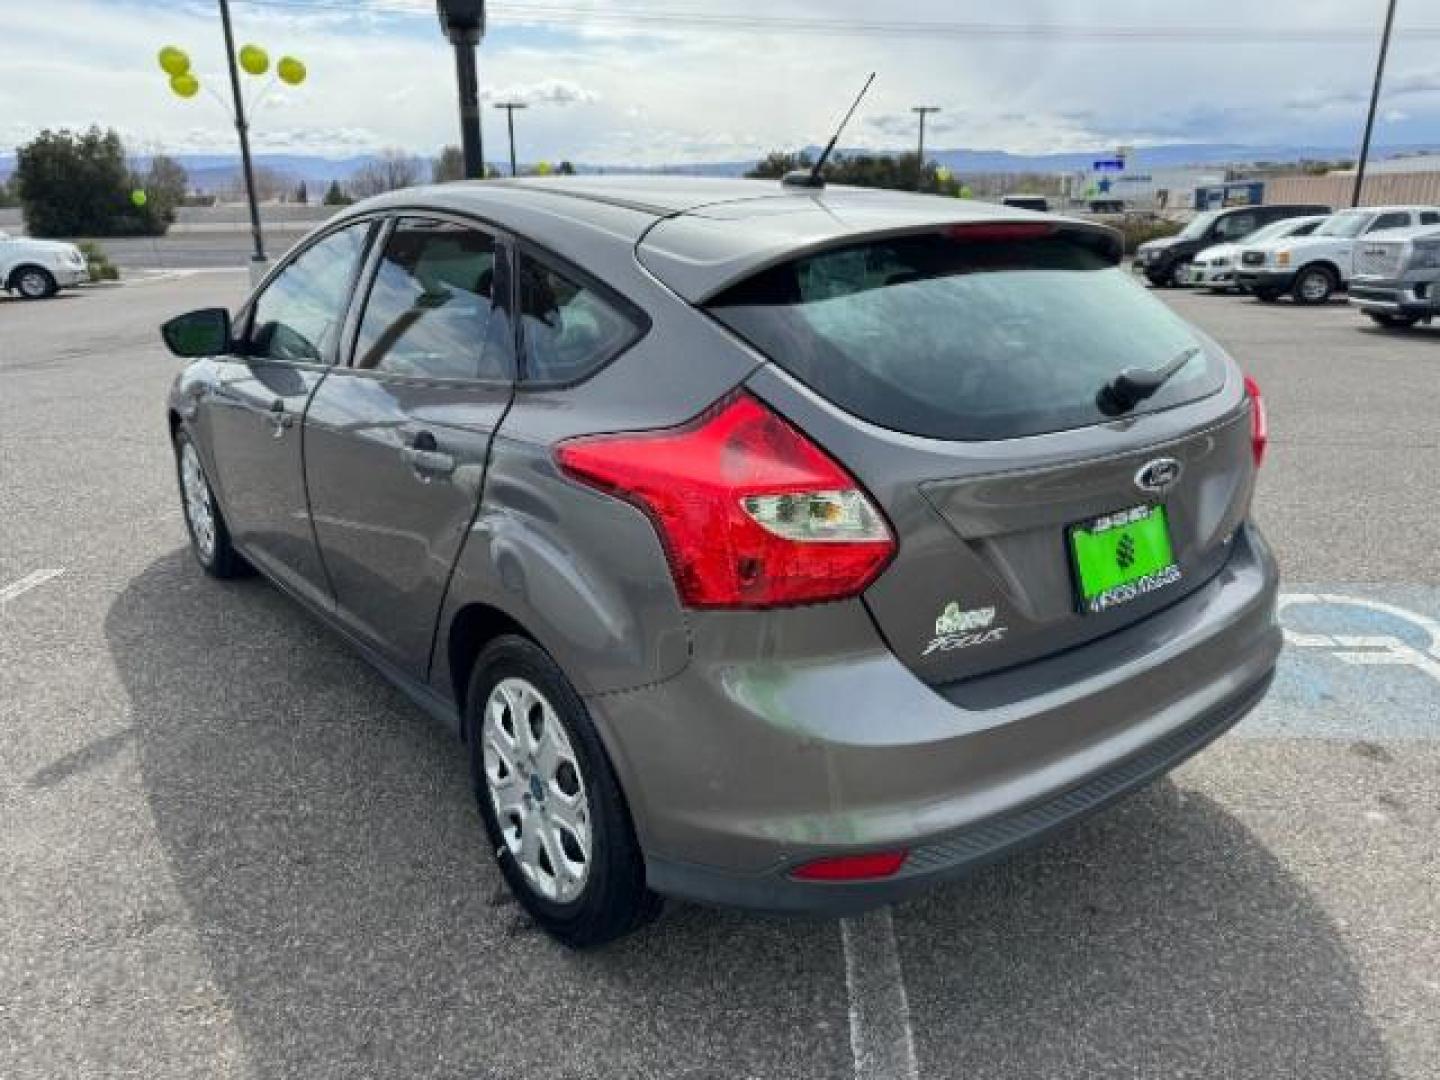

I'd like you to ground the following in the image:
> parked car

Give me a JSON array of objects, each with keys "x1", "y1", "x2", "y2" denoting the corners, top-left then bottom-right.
[
  {"x1": 0, "y1": 230, "x2": 88, "y2": 299},
  {"x1": 1189, "y1": 215, "x2": 1327, "y2": 291},
  {"x1": 1001, "y1": 194, "x2": 1050, "y2": 212},
  {"x1": 1235, "y1": 205, "x2": 1440, "y2": 304},
  {"x1": 1133, "y1": 203, "x2": 1330, "y2": 288},
  {"x1": 161, "y1": 177, "x2": 1280, "y2": 947},
  {"x1": 1349, "y1": 223, "x2": 1440, "y2": 328}
]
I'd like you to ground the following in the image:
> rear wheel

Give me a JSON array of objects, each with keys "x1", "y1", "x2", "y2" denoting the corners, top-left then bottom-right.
[
  {"x1": 12, "y1": 265, "x2": 57, "y2": 299},
  {"x1": 468, "y1": 635, "x2": 660, "y2": 948},
  {"x1": 1365, "y1": 311, "x2": 1420, "y2": 328},
  {"x1": 174, "y1": 430, "x2": 247, "y2": 578},
  {"x1": 1292, "y1": 265, "x2": 1337, "y2": 305}
]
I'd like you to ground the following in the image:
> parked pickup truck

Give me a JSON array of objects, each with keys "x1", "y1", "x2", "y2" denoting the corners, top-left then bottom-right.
[
  {"x1": 1235, "y1": 205, "x2": 1440, "y2": 304},
  {"x1": 1349, "y1": 223, "x2": 1440, "y2": 328},
  {"x1": 1, "y1": 230, "x2": 89, "y2": 299}
]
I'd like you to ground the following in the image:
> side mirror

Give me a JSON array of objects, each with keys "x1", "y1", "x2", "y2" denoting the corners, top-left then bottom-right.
[{"x1": 161, "y1": 308, "x2": 231, "y2": 358}]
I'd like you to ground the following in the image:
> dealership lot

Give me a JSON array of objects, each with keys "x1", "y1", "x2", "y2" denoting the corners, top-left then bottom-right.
[{"x1": 1, "y1": 275, "x2": 1436, "y2": 1078}]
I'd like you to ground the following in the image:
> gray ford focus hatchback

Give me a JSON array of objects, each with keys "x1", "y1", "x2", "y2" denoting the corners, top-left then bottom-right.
[{"x1": 162, "y1": 177, "x2": 1280, "y2": 947}]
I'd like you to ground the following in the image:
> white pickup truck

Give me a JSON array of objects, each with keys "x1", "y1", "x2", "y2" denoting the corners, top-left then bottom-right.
[
  {"x1": 1234, "y1": 205, "x2": 1440, "y2": 304},
  {"x1": 1, "y1": 230, "x2": 89, "y2": 299}
]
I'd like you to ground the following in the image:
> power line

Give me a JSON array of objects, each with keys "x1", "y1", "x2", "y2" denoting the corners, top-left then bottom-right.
[{"x1": 226, "y1": 0, "x2": 1440, "y2": 44}]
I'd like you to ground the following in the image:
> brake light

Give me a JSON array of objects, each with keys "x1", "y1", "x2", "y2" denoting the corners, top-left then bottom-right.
[
  {"x1": 1244, "y1": 374, "x2": 1267, "y2": 468},
  {"x1": 944, "y1": 221, "x2": 1055, "y2": 243},
  {"x1": 555, "y1": 393, "x2": 895, "y2": 608},
  {"x1": 790, "y1": 850, "x2": 908, "y2": 881}
]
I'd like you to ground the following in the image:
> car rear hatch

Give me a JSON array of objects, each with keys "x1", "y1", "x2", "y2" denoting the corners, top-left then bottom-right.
[{"x1": 643, "y1": 209, "x2": 1259, "y2": 687}]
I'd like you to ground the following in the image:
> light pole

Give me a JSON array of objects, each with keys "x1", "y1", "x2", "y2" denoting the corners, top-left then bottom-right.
[
  {"x1": 218, "y1": 0, "x2": 265, "y2": 264},
  {"x1": 1352, "y1": 0, "x2": 1399, "y2": 207},
  {"x1": 436, "y1": 1, "x2": 487, "y2": 179},
  {"x1": 912, "y1": 105, "x2": 941, "y2": 191},
  {"x1": 494, "y1": 101, "x2": 528, "y2": 176}
]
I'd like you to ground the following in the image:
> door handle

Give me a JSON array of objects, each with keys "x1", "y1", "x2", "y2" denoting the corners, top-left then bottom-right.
[
  {"x1": 401, "y1": 432, "x2": 456, "y2": 480},
  {"x1": 268, "y1": 398, "x2": 293, "y2": 437}
]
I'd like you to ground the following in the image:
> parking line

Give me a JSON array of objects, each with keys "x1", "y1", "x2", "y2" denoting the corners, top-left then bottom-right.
[
  {"x1": 0, "y1": 568, "x2": 65, "y2": 604},
  {"x1": 840, "y1": 907, "x2": 920, "y2": 1080}
]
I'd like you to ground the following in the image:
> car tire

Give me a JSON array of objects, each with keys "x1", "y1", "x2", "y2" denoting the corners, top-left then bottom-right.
[
  {"x1": 174, "y1": 429, "x2": 248, "y2": 578},
  {"x1": 1144, "y1": 272, "x2": 1166, "y2": 288},
  {"x1": 468, "y1": 635, "x2": 661, "y2": 948},
  {"x1": 1292, "y1": 265, "x2": 1337, "y2": 305},
  {"x1": 12, "y1": 264, "x2": 57, "y2": 300},
  {"x1": 1254, "y1": 287, "x2": 1283, "y2": 303},
  {"x1": 1168, "y1": 259, "x2": 1193, "y2": 287}
]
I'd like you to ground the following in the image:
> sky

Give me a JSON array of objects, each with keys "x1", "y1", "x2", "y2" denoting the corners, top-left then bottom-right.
[{"x1": 3, "y1": 0, "x2": 1439, "y2": 166}]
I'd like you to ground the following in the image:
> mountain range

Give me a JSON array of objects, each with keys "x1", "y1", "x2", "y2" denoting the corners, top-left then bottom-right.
[{"x1": 3, "y1": 142, "x2": 1438, "y2": 191}]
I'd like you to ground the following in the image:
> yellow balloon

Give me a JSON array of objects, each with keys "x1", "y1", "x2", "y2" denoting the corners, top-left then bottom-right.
[
  {"x1": 276, "y1": 56, "x2": 306, "y2": 86},
  {"x1": 170, "y1": 72, "x2": 200, "y2": 99},
  {"x1": 535, "y1": 161, "x2": 553, "y2": 176},
  {"x1": 239, "y1": 44, "x2": 269, "y2": 76},
  {"x1": 158, "y1": 46, "x2": 190, "y2": 77}
]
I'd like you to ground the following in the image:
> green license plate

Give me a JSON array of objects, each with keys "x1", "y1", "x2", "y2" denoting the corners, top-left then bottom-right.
[{"x1": 1068, "y1": 504, "x2": 1181, "y2": 614}]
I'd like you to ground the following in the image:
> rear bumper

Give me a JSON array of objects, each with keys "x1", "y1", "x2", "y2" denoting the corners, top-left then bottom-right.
[
  {"x1": 594, "y1": 524, "x2": 1281, "y2": 915},
  {"x1": 1236, "y1": 268, "x2": 1295, "y2": 291}
]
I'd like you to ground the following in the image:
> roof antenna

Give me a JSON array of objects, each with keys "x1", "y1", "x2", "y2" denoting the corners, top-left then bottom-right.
[{"x1": 783, "y1": 72, "x2": 876, "y2": 190}]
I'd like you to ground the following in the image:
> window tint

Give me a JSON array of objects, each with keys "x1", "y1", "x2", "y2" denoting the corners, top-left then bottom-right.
[
  {"x1": 1419, "y1": 211, "x2": 1440, "y2": 225},
  {"x1": 1368, "y1": 212, "x2": 1411, "y2": 232},
  {"x1": 708, "y1": 234, "x2": 1223, "y2": 442},
  {"x1": 352, "y1": 219, "x2": 512, "y2": 381},
  {"x1": 249, "y1": 223, "x2": 369, "y2": 363},
  {"x1": 518, "y1": 253, "x2": 638, "y2": 383}
]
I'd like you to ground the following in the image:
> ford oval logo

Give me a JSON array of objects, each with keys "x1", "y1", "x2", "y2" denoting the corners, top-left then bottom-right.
[{"x1": 1135, "y1": 457, "x2": 1183, "y2": 493}]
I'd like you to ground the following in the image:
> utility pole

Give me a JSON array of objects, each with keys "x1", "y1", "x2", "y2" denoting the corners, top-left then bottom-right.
[
  {"x1": 1353, "y1": 0, "x2": 1399, "y2": 207},
  {"x1": 494, "y1": 102, "x2": 528, "y2": 176},
  {"x1": 218, "y1": 0, "x2": 265, "y2": 264},
  {"x1": 912, "y1": 105, "x2": 941, "y2": 191},
  {"x1": 436, "y1": 1, "x2": 487, "y2": 179}
]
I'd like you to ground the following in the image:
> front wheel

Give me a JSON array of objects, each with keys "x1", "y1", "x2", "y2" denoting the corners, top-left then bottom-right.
[
  {"x1": 1167, "y1": 259, "x2": 1193, "y2": 288},
  {"x1": 1292, "y1": 265, "x2": 1337, "y2": 305},
  {"x1": 469, "y1": 635, "x2": 660, "y2": 948},
  {"x1": 174, "y1": 429, "x2": 247, "y2": 578},
  {"x1": 13, "y1": 265, "x2": 57, "y2": 299}
]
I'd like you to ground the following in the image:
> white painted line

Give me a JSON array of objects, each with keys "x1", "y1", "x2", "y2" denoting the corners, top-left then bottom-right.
[
  {"x1": 841, "y1": 907, "x2": 920, "y2": 1080},
  {"x1": 0, "y1": 567, "x2": 65, "y2": 605}
]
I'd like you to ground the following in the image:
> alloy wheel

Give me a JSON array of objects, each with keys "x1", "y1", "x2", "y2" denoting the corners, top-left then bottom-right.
[
  {"x1": 482, "y1": 677, "x2": 592, "y2": 904},
  {"x1": 1297, "y1": 270, "x2": 1332, "y2": 303},
  {"x1": 17, "y1": 270, "x2": 51, "y2": 299},
  {"x1": 180, "y1": 441, "x2": 217, "y2": 563}
]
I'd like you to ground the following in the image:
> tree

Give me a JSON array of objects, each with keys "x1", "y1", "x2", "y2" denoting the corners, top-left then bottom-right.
[
  {"x1": 13, "y1": 126, "x2": 167, "y2": 237},
  {"x1": 432, "y1": 145, "x2": 465, "y2": 183},
  {"x1": 557, "y1": 160, "x2": 576, "y2": 176},
  {"x1": 322, "y1": 180, "x2": 351, "y2": 206},
  {"x1": 0, "y1": 176, "x2": 17, "y2": 209},
  {"x1": 140, "y1": 154, "x2": 188, "y2": 225},
  {"x1": 294, "y1": 180, "x2": 309, "y2": 204},
  {"x1": 350, "y1": 148, "x2": 424, "y2": 197},
  {"x1": 746, "y1": 150, "x2": 813, "y2": 179}
]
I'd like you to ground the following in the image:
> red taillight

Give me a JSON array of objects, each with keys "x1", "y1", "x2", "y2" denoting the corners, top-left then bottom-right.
[
  {"x1": 1244, "y1": 374, "x2": 1267, "y2": 468},
  {"x1": 555, "y1": 393, "x2": 895, "y2": 608},
  {"x1": 790, "y1": 850, "x2": 909, "y2": 881},
  {"x1": 943, "y1": 221, "x2": 1055, "y2": 243}
]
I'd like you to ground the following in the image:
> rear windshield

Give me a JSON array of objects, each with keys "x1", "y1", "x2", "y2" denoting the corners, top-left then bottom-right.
[{"x1": 707, "y1": 233, "x2": 1224, "y2": 441}]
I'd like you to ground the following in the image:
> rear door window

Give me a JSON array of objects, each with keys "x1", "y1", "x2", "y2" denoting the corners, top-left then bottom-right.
[
  {"x1": 517, "y1": 252, "x2": 640, "y2": 385},
  {"x1": 708, "y1": 233, "x2": 1223, "y2": 442},
  {"x1": 352, "y1": 218, "x2": 513, "y2": 381},
  {"x1": 1368, "y1": 212, "x2": 1412, "y2": 232}
]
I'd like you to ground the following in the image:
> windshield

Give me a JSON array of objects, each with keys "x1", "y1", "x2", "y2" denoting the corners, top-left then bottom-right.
[
  {"x1": 1243, "y1": 219, "x2": 1309, "y2": 246},
  {"x1": 1178, "y1": 212, "x2": 1220, "y2": 240},
  {"x1": 1316, "y1": 212, "x2": 1369, "y2": 238},
  {"x1": 708, "y1": 233, "x2": 1224, "y2": 442}
]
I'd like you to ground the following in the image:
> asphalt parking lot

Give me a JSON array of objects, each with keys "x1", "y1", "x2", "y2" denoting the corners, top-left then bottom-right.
[{"x1": 2, "y1": 274, "x2": 1437, "y2": 1079}]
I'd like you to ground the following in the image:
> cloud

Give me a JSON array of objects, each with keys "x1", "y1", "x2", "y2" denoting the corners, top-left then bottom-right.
[{"x1": 481, "y1": 79, "x2": 599, "y2": 107}]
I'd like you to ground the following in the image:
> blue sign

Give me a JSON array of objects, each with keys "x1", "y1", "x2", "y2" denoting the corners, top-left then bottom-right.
[
  {"x1": 1092, "y1": 158, "x2": 1126, "y2": 172},
  {"x1": 1097, "y1": 178, "x2": 1113, "y2": 193}
]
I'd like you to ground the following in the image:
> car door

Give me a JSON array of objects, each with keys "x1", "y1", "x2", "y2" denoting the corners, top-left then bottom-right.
[
  {"x1": 302, "y1": 215, "x2": 516, "y2": 677},
  {"x1": 200, "y1": 219, "x2": 374, "y2": 609},
  {"x1": 1348, "y1": 210, "x2": 1415, "y2": 276}
]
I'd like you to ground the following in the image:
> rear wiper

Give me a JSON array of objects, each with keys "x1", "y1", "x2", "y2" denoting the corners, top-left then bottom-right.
[{"x1": 1096, "y1": 346, "x2": 1201, "y2": 416}]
